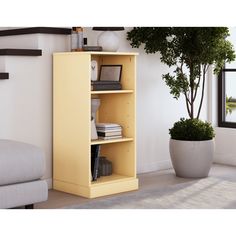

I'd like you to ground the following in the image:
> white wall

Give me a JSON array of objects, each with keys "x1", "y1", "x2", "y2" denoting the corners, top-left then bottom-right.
[
  {"x1": 209, "y1": 27, "x2": 236, "y2": 165},
  {"x1": 0, "y1": 33, "x2": 70, "y2": 188},
  {"x1": 85, "y1": 28, "x2": 208, "y2": 173}
]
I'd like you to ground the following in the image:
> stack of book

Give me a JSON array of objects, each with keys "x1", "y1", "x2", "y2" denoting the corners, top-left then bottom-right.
[
  {"x1": 96, "y1": 123, "x2": 122, "y2": 140},
  {"x1": 91, "y1": 81, "x2": 122, "y2": 91}
]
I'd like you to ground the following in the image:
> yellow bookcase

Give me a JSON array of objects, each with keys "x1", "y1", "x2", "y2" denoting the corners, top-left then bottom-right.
[{"x1": 53, "y1": 52, "x2": 138, "y2": 198}]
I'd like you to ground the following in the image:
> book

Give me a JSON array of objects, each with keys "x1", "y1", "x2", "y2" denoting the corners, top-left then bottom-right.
[
  {"x1": 96, "y1": 123, "x2": 122, "y2": 134},
  {"x1": 96, "y1": 127, "x2": 121, "y2": 130},
  {"x1": 97, "y1": 129, "x2": 122, "y2": 133},
  {"x1": 96, "y1": 128, "x2": 122, "y2": 132},
  {"x1": 82, "y1": 46, "x2": 102, "y2": 51},
  {"x1": 91, "y1": 81, "x2": 121, "y2": 85},
  {"x1": 97, "y1": 127, "x2": 122, "y2": 132},
  {"x1": 91, "y1": 83, "x2": 122, "y2": 91},
  {"x1": 93, "y1": 145, "x2": 100, "y2": 181},
  {"x1": 98, "y1": 136, "x2": 122, "y2": 140},
  {"x1": 91, "y1": 145, "x2": 101, "y2": 181},
  {"x1": 97, "y1": 131, "x2": 122, "y2": 137},
  {"x1": 96, "y1": 123, "x2": 121, "y2": 128}
]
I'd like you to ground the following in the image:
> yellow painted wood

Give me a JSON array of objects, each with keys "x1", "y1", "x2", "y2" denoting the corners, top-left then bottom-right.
[
  {"x1": 91, "y1": 174, "x2": 133, "y2": 186},
  {"x1": 91, "y1": 137, "x2": 133, "y2": 145},
  {"x1": 100, "y1": 142, "x2": 135, "y2": 177},
  {"x1": 53, "y1": 52, "x2": 138, "y2": 198},
  {"x1": 53, "y1": 53, "x2": 91, "y2": 186},
  {"x1": 53, "y1": 180, "x2": 90, "y2": 198},
  {"x1": 97, "y1": 93, "x2": 135, "y2": 137},
  {"x1": 91, "y1": 90, "x2": 133, "y2": 95},
  {"x1": 98, "y1": 55, "x2": 136, "y2": 90},
  {"x1": 55, "y1": 51, "x2": 138, "y2": 56},
  {"x1": 90, "y1": 178, "x2": 138, "y2": 198},
  {"x1": 54, "y1": 178, "x2": 138, "y2": 198}
]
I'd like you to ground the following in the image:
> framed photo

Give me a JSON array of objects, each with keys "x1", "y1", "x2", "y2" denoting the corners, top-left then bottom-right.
[{"x1": 99, "y1": 65, "x2": 122, "y2": 82}]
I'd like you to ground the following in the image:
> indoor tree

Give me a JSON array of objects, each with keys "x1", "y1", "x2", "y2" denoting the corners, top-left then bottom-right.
[{"x1": 127, "y1": 27, "x2": 235, "y2": 119}]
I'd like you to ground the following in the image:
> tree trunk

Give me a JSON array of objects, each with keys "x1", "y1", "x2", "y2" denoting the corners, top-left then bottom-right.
[
  {"x1": 197, "y1": 65, "x2": 207, "y2": 119},
  {"x1": 190, "y1": 65, "x2": 194, "y2": 119}
]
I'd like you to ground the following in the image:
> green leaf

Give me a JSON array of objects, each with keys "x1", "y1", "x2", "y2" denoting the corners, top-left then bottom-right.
[
  {"x1": 127, "y1": 27, "x2": 235, "y2": 118},
  {"x1": 169, "y1": 118, "x2": 215, "y2": 141}
]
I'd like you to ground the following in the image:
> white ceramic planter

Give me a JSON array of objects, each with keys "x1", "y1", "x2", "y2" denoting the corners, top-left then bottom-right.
[{"x1": 169, "y1": 139, "x2": 215, "y2": 178}]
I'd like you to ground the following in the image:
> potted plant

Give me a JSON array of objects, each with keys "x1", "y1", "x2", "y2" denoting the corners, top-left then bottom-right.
[{"x1": 127, "y1": 27, "x2": 235, "y2": 178}]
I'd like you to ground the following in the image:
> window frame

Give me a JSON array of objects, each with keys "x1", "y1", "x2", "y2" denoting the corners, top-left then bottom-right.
[{"x1": 218, "y1": 68, "x2": 236, "y2": 128}]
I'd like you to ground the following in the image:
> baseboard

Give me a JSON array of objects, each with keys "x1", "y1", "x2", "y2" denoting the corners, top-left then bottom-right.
[
  {"x1": 44, "y1": 178, "x2": 52, "y2": 189},
  {"x1": 214, "y1": 155, "x2": 236, "y2": 167},
  {"x1": 137, "y1": 160, "x2": 172, "y2": 174}
]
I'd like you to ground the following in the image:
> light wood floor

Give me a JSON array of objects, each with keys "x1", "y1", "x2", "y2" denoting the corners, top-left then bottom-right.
[{"x1": 35, "y1": 164, "x2": 236, "y2": 209}]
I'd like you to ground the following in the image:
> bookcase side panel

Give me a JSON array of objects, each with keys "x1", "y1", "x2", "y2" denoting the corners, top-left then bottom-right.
[{"x1": 53, "y1": 53, "x2": 91, "y2": 187}]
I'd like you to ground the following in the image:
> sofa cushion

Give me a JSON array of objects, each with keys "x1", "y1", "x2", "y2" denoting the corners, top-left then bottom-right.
[
  {"x1": 0, "y1": 180, "x2": 48, "y2": 209},
  {"x1": 0, "y1": 139, "x2": 45, "y2": 186}
]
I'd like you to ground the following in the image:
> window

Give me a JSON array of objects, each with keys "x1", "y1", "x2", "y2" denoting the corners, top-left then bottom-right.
[{"x1": 218, "y1": 61, "x2": 236, "y2": 128}]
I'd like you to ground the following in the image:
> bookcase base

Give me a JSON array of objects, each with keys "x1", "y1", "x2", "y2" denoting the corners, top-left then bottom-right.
[{"x1": 53, "y1": 178, "x2": 139, "y2": 199}]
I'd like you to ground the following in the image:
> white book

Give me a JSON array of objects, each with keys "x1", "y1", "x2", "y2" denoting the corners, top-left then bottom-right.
[
  {"x1": 96, "y1": 123, "x2": 121, "y2": 128},
  {"x1": 96, "y1": 128, "x2": 122, "y2": 132}
]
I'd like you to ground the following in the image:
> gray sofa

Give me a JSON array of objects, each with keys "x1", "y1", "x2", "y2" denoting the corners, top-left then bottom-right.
[{"x1": 0, "y1": 139, "x2": 48, "y2": 209}]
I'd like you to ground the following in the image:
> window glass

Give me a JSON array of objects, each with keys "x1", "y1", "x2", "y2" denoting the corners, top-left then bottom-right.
[
  {"x1": 225, "y1": 61, "x2": 236, "y2": 69},
  {"x1": 225, "y1": 71, "x2": 236, "y2": 122}
]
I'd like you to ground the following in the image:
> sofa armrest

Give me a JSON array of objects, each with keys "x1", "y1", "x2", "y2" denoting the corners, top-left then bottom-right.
[{"x1": 0, "y1": 139, "x2": 45, "y2": 185}]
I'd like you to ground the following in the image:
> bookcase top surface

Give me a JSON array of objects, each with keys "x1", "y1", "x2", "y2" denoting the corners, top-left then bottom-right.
[{"x1": 53, "y1": 51, "x2": 139, "y2": 56}]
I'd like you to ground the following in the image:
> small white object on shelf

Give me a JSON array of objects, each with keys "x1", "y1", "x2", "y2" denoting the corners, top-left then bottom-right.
[
  {"x1": 91, "y1": 60, "x2": 98, "y2": 81},
  {"x1": 91, "y1": 117, "x2": 98, "y2": 140},
  {"x1": 91, "y1": 99, "x2": 100, "y2": 122}
]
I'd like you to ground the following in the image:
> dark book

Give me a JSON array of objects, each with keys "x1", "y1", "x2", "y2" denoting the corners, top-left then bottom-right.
[
  {"x1": 98, "y1": 136, "x2": 122, "y2": 140},
  {"x1": 83, "y1": 46, "x2": 102, "y2": 51},
  {"x1": 91, "y1": 83, "x2": 122, "y2": 91},
  {"x1": 97, "y1": 131, "x2": 122, "y2": 137},
  {"x1": 91, "y1": 145, "x2": 101, "y2": 181},
  {"x1": 91, "y1": 81, "x2": 121, "y2": 85}
]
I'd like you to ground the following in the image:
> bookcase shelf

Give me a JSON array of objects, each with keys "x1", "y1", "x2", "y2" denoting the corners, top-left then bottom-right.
[
  {"x1": 53, "y1": 51, "x2": 138, "y2": 198},
  {"x1": 91, "y1": 137, "x2": 133, "y2": 145},
  {"x1": 91, "y1": 174, "x2": 133, "y2": 186},
  {"x1": 91, "y1": 90, "x2": 134, "y2": 95}
]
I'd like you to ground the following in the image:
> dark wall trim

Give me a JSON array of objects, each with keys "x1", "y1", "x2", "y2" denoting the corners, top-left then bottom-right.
[
  {"x1": 0, "y1": 49, "x2": 42, "y2": 56},
  {"x1": 221, "y1": 68, "x2": 236, "y2": 72},
  {"x1": 0, "y1": 73, "x2": 9, "y2": 80},
  {"x1": 218, "y1": 70, "x2": 223, "y2": 127},
  {"x1": 218, "y1": 68, "x2": 236, "y2": 128},
  {"x1": 0, "y1": 27, "x2": 71, "y2": 37}
]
